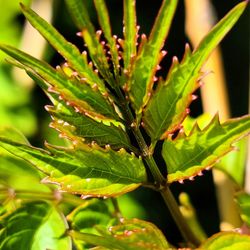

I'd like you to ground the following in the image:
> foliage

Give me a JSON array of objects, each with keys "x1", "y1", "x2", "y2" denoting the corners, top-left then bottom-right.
[{"x1": 0, "y1": 0, "x2": 249, "y2": 249}]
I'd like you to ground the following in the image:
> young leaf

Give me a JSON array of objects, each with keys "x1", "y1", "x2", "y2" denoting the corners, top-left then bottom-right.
[
  {"x1": 128, "y1": 0, "x2": 178, "y2": 113},
  {"x1": 198, "y1": 232, "x2": 250, "y2": 250},
  {"x1": 162, "y1": 114, "x2": 250, "y2": 183},
  {"x1": 0, "y1": 201, "x2": 71, "y2": 250},
  {"x1": 0, "y1": 44, "x2": 120, "y2": 122},
  {"x1": 93, "y1": 0, "x2": 120, "y2": 76},
  {"x1": 235, "y1": 192, "x2": 250, "y2": 227},
  {"x1": 0, "y1": 138, "x2": 147, "y2": 197},
  {"x1": 143, "y1": 1, "x2": 248, "y2": 142},
  {"x1": 123, "y1": 0, "x2": 137, "y2": 70},
  {"x1": 65, "y1": 0, "x2": 115, "y2": 87},
  {"x1": 20, "y1": 3, "x2": 105, "y2": 90}
]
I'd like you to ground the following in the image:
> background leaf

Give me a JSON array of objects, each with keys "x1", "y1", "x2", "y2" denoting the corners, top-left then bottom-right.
[
  {"x1": 236, "y1": 192, "x2": 250, "y2": 227},
  {"x1": 0, "y1": 201, "x2": 71, "y2": 250},
  {"x1": 162, "y1": 114, "x2": 250, "y2": 183},
  {"x1": 198, "y1": 232, "x2": 250, "y2": 250}
]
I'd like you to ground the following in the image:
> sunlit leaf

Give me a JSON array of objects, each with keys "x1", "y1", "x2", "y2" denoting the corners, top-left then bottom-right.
[
  {"x1": 236, "y1": 192, "x2": 250, "y2": 227},
  {"x1": 93, "y1": 0, "x2": 120, "y2": 76},
  {"x1": 128, "y1": 0, "x2": 178, "y2": 113},
  {"x1": 143, "y1": 1, "x2": 248, "y2": 142},
  {"x1": 162, "y1": 114, "x2": 250, "y2": 183},
  {"x1": 123, "y1": 0, "x2": 137, "y2": 71},
  {"x1": 20, "y1": 3, "x2": 105, "y2": 91},
  {"x1": 0, "y1": 201, "x2": 71, "y2": 250},
  {"x1": 0, "y1": 138, "x2": 147, "y2": 197},
  {"x1": 198, "y1": 232, "x2": 250, "y2": 250},
  {"x1": 0, "y1": 44, "x2": 120, "y2": 122}
]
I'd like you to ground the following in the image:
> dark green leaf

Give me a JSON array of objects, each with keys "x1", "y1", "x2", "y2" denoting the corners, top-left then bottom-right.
[
  {"x1": 143, "y1": 1, "x2": 248, "y2": 142},
  {"x1": 128, "y1": 0, "x2": 178, "y2": 113},
  {"x1": 199, "y1": 232, "x2": 250, "y2": 250},
  {"x1": 236, "y1": 192, "x2": 250, "y2": 227},
  {"x1": 0, "y1": 138, "x2": 147, "y2": 197},
  {"x1": 162, "y1": 114, "x2": 250, "y2": 183},
  {"x1": 20, "y1": 3, "x2": 105, "y2": 90},
  {"x1": 0, "y1": 201, "x2": 70, "y2": 250}
]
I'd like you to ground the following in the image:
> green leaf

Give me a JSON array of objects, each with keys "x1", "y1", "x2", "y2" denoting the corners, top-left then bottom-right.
[
  {"x1": 65, "y1": 0, "x2": 115, "y2": 87},
  {"x1": 198, "y1": 232, "x2": 250, "y2": 250},
  {"x1": 20, "y1": 3, "x2": 105, "y2": 91},
  {"x1": 143, "y1": 1, "x2": 248, "y2": 142},
  {"x1": 67, "y1": 199, "x2": 115, "y2": 249},
  {"x1": 0, "y1": 44, "x2": 119, "y2": 122},
  {"x1": 93, "y1": 0, "x2": 120, "y2": 76},
  {"x1": 162, "y1": 114, "x2": 250, "y2": 183},
  {"x1": 123, "y1": 0, "x2": 137, "y2": 70},
  {"x1": 128, "y1": 0, "x2": 178, "y2": 113},
  {"x1": 0, "y1": 138, "x2": 147, "y2": 197},
  {"x1": 0, "y1": 201, "x2": 71, "y2": 250},
  {"x1": 47, "y1": 105, "x2": 132, "y2": 150},
  {"x1": 215, "y1": 139, "x2": 247, "y2": 187},
  {"x1": 106, "y1": 218, "x2": 169, "y2": 250},
  {"x1": 236, "y1": 192, "x2": 250, "y2": 227},
  {"x1": 69, "y1": 218, "x2": 169, "y2": 250}
]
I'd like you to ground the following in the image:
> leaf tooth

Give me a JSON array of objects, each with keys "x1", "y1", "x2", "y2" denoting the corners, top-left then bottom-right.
[
  {"x1": 76, "y1": 31, "x2": 82, "y2": 37},
  {"x1": 105, "y1": 144, "x2": 111, "y2": 150}
]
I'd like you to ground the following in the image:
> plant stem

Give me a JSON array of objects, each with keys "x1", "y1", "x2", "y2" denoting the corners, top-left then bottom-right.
[
  {"x1": 115, "y1": 87, "x2": 200, "y2": 246},
  {"x1": 161, "y1": 186, "x2": 201, "y2": 246}
]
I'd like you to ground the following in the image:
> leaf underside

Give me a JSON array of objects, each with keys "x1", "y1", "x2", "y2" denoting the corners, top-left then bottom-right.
[
  {"x1": 162, "y1": 114, "x2": 250, "y2": 183},
  {"x1": 0, "y1": 138, "x2": 147, "y2": 197},
  {"x1": 143, "y1": 1, "x2": 248, "y2": 142}
]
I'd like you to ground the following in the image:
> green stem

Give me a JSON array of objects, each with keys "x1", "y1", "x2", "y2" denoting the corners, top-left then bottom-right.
[
  {"x1": 114, "y1": 86, "x2": 200, "y2": 246},
  {"x1": 161, "y1": 186, "x2": 201, "y2": 246}
]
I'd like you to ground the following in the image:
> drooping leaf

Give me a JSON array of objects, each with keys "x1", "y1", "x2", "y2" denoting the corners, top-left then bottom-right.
[
  {"x1": 123, "y1": 0, "x2": 137, "y2": 70},
  {"x1": 143, "y1": 1, "x2": 248, "y2": 142},
  {"x1": 69, "y1": 218, "x2": 169, "y2": 250},
  {"x1": 0, "y1": 138, "x2": 147, "y2": 197},
  {"x1": 162, "y1": 114, "x2": 250, "y2": 183},
  {"x1": 236, "y1": 192, "x2": 250, "y2": 227},
  {"x1": 198, "y1": 232, "x2": 250, "y2": 250},
  {"x1": 0, "y1": 201, "x2": 71, "y2": 250},
  {"x1": 0, "y1": 44, "x2": 120, "y2": 122},
  {"x1": 128, "y1": 0, "x2": 178, "y2": 113},
  {"x1": 20, "y1": 3, "x2": 105, "y2": 91}
]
